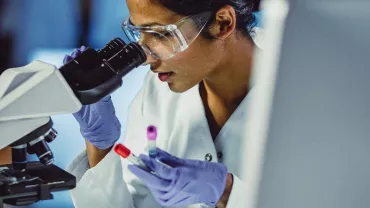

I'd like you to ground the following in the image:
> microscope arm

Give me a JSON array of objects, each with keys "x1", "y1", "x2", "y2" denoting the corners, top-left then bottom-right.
[{"x1": 0, "y1": 60, "x2": 82, "y2": 150}]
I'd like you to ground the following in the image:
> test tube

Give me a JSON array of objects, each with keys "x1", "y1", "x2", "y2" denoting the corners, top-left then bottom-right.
[
  {"x1": 114, "y1": 144, "x2": 151, "y2": 172},
  {"x1": 147, "y1": 125, "x2": 157, "y2": 158}
]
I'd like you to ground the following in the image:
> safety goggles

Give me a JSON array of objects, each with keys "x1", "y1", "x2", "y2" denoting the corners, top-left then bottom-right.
[{"x1": 121, "y1": 11, "x2": 212, "y2": 60}]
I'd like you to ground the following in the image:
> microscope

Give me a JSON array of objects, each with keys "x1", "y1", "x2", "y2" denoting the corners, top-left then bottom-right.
[{"x1": 0, "y1": 38, "x2": 146, "y2": 207}]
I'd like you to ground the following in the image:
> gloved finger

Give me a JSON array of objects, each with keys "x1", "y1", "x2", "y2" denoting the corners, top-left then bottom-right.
[
  {"x1": 73, "y1": 45, "x2": 87, "y2": 54},
  {"x1": 100, "y1": 95, "x2": 111, "y2": 102},
  {"x1": 157, "y1": 172, "x2": 189, "y2": 201},
  {"x1": 184, "y1": 159, "x2": 209, "y2": 169},
  {"x1": 158, "y1": 189, "x2": 193, "y2": 207},
  {"x1": 140, "y1": 154, "x2": 178, "y2": 180},
  {"x1": 128, "y1": 165, "x2": 173, "y2": 192},
  {"x1": 138, "y1": 156, "x2": 178, "y2": 193},
  {"x1": 139, "y1": 155, "x2": 178, "y2": 181},
  {"x1": 150, "y1": 177, "x2": 177, "y2": 196},
  {"x1": 161, "y1": 181, "x2": 200, "y2": 206},
  {"x1": 80, "y1": 45, "x2": 87, "y2": 51},
  {"x1": 165, "y1": 195, "x2": 193, "y2": 207},
  {"x1": 148, "y1": 188, "x2": 170, "y2": 205},
  {"x1": 71, "y1": 49, "x2": 83, "y2": 58},
  {"x1": 155, "y1": 148, "x2": 186, "y2": 167},
  {"x1": 71, "y1": 48, "x2": 79, "y2": 54},
  {"x1": 166, "y1": 196, "x2": 193, "y2": 207},
  {"x1": 63, "y1": 55, "x2": 73, "y2": 65},
  {"x1": 156, "y1": 197, "x2": 188, "y2": 207},
  {"x1": 63, "y1": 46, "x2": 87, "y2": 65},
  {"x1": 138, "y1": 154, "x2": 155, "y2": 170},
  {"x1": 152, "y1": 189, "x2": 192, "y2": 207}
]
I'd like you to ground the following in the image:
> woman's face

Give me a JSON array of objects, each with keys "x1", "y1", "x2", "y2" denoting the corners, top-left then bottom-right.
[{"x1": 126, "y1": 0, "x2": 224, "y2": 93}]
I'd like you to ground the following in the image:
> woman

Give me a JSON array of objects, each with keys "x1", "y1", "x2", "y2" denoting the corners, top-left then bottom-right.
[
  {"x1": 0, "y1": 147, "x2": 11, "y2": 165},
  {"x1": 66, "y1": 0, "x2": 262, "y2": 207}
]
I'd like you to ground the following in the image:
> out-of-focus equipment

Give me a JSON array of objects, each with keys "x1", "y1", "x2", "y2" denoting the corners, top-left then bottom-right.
[
  {"x1": 0, "y1": 38, "x2": 146, "y2": 207},
  {"x1": 243, "y1": 0, "x2": 370, "y2": 208}
]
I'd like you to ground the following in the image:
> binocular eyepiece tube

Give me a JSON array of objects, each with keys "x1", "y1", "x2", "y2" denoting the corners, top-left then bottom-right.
[{"x1": 59, "y1": 37, "x2": 147, "y2": 105}]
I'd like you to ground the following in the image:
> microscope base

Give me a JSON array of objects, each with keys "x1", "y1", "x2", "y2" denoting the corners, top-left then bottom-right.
[{"x1": 0, "y1": 162, "x2": 76, "y2": 207}]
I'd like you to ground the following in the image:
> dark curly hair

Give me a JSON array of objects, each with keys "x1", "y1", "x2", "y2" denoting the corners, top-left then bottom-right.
[{"x1": 158, "y1": 0, "x2": 261, "y2": 38}]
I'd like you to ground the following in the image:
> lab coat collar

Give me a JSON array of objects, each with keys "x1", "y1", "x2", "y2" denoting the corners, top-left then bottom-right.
[{"x1": 188, "y1": 84, "x2": 254, "y2": 142}]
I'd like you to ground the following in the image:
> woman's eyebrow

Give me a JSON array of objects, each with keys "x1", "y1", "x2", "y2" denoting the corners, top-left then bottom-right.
[
  {"x1": 130, "y1": 18, "x2": 164, "y2": 27},
  {"x1": 140, "y1": 22, "x2": 165, "y2": 27}
]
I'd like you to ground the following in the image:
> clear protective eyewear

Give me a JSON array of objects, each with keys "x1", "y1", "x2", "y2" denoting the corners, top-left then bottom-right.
[{"x1": 121, "y1": 11, "x2": 212, "y2": 60}]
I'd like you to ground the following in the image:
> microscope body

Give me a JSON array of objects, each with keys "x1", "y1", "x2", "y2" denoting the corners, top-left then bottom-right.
[
  {"x1": 0, "y1": 61, "x2": 81, "y2": 206},
  {"x1": 0, "y1": 38, "x2": 146, "y2": 206}
]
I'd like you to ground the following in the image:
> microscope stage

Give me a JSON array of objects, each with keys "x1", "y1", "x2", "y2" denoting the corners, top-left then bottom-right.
[{"x1": 0, "y1": 162, "x2": 76, "y2": 207}]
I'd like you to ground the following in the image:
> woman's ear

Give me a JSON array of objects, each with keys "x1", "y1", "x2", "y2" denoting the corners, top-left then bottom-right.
[{"x1": 208, "y1": 5, "x2": 237, "y2": 39}]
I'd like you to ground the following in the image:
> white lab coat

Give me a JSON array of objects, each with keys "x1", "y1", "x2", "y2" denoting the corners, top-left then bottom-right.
[{"x1": 67, "y1": 29, "x2": 263, "y2": 208}]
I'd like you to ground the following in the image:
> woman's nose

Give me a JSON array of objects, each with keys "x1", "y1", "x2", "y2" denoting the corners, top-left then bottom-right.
[
  {"x1": 139, "y1": 45, "x2": 158, "y2": 65},
  {"x1": 145, "y1": 52, "x2": 158, "y2": 65},
  {"x1": 137, "y1": 36, "x2": 160, "y2": 65}
]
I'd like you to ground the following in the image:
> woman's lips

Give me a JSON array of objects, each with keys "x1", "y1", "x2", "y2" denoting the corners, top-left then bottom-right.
[{"x1": 158, "y1": 72, "x2": 173, "y2": 82}]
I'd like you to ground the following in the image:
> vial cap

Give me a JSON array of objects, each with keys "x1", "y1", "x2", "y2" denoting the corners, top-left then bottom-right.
[{"x1": 114, "y1": 144, "x2": 131, "y2": 158}]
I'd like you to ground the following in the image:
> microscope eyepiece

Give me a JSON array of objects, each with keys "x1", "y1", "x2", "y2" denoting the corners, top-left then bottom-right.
[
  {"x1": 97, "y1": 38, "x2": 127, "y2": 60},
  {"x1": 59, "y1": 37, "x2": 147, "y2": 105}
]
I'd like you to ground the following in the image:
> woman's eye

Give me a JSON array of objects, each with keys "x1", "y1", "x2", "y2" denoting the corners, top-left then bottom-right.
[
  {"x1": 162, "y1": 32, "x2": 171, "y2": 37},
  {"x1": 141, "y1": 31, "x2": 171, "y2": 41},
  {"x1": 153, "y1": 32, "x2": 167, "y2": 40}
]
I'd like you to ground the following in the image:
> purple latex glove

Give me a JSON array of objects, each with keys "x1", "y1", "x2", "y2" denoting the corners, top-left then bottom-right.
[
  {"x1": 63, "y1": 46, "x2": 121, "y2": 149},
  {"x1": 128, "y1": 148, "x2": 228, "y2": 207},
  {"x1": 63, "y1": 46, "x2": 87, "y2": 63}
]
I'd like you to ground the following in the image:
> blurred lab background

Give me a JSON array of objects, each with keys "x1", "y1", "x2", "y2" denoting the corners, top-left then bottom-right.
[{"x1": 0, "y1": 0, "x2": 148, "y2": 207}]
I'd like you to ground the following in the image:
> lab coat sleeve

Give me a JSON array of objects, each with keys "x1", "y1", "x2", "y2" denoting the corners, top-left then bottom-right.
[
  {"x1": 68, "y1": 150, "x2": 135, "y2": 208},
  {"x1": 226, "y1": 174, "x2": 247, "y2": 208},
  {"x1": 66, "y1": 150, "x2": 89, "y2": 182},
  {"x1": 66, "y1": 71, "x2": 160, "y2": 208}
]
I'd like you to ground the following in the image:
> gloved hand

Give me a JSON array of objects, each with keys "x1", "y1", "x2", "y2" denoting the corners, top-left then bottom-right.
[
  {"x1": 128, "y1": 148, "x2": 228, "y2": 207},
  {"x1": 63, "y1": 46, "x2": 86, "y2": 63},
  {"x1": 63, "y1": 46, "x2": 121, "y2": 150}
]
